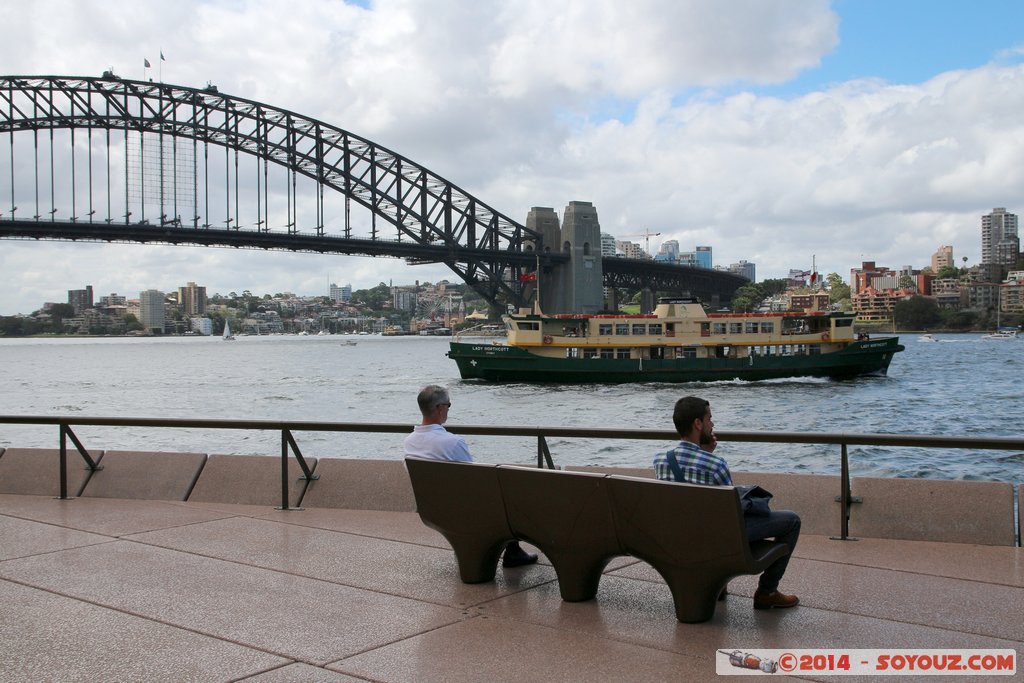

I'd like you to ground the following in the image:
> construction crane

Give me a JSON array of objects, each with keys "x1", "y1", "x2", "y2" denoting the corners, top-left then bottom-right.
[{"x1": 618, "y1": 229, "x2": 662, "y2": 257}]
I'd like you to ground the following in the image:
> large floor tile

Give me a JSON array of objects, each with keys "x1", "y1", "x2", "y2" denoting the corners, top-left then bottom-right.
[
  {"x1": 1, "y1": 580, "x2": 286, "y2": 683},
  {"x1": 0, "y1": 540, "x2": 467, "y2": 665},
  {"x1": 0, "y1": 494, "x2": 237, "y2": 536},
  {"x1": 795, "y1": 534, "x2": 1024, "y2": 587},
  {"x1": 126, "y1": 515, "x2": 558, "y2": 608},
  {"x1": 0, "y1": 513, "x2": 112, "y2": 560},
  {"x1": 236, "y1": 663, "x2": 366, "y2": 682},
  {"x1": 329, "y1": 615, "x2": 714, "y2": 683},
  {"x1": 608, "y1": 555, "x2": 1024, "y2": 642},
  {"x1": 478, "y1": 574, "x2": 1023, "y2": 656}
]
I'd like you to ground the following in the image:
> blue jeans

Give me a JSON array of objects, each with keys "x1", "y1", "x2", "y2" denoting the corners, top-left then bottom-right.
[{"x1": 744, "y1": 510, "x2": 801, "y2": 593}]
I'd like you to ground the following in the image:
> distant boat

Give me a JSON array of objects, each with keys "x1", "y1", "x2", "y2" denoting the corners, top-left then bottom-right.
[
  {"x1": 918, "y1": 334, "x2": 938, "y2": 342},
  {"x1": 983, "y1": 328, "x2": 1018, "y2": 340},
  {"x1": 223, "y1": 320, "x2": 236, "y2": 341}
]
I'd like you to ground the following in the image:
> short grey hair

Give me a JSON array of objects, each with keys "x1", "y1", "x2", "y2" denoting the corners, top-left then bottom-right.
[{"x1": 416, "y1": 385, "x2": 450, "y2": 416}]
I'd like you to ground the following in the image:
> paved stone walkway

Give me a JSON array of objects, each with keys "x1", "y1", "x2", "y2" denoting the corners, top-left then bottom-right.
[{"x1": 1, "y1": 494, "x2": 1020, "y2": 682}]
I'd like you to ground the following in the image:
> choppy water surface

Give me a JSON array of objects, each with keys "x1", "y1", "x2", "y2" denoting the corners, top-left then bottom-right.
[{"x1": 0, "y1": 333, "x2": 1021, "y2": 483}]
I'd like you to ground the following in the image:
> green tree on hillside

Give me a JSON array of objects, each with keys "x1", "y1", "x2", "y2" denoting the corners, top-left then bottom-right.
[{"x1": 894, "y1": 296, "x2": 941, "y2": 330}]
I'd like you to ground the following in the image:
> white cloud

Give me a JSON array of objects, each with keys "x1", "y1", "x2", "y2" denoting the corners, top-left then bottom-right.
[{"x1": 0, "y1": 0, "x2": 1021, "y2": 314}]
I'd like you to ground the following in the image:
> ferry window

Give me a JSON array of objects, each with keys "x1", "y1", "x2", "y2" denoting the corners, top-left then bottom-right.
[
  {"x1": 745, "y1": 322, "x2": 759, "y2": 334},
  {"x1": 715, "y1": 345, "x2": 731, "y2": 358},
  {"x1": 600, "y1": 348, "x2": 615, "y2": 359},
  {"x1": 700, "y1": 322, "x2": 711, "y2": 337},
  {"x1": 809, "y1": 345, "x2": 821, "y2": 355},
  {"x1": 760, "y1": 322, "x2": 774, "y2": 334},
  {"x1": 666, "y1": 323, "x2": 675, "y2": 337},
  {"x1": 566, "y1": 347, "x2": 580, "y2": 358},
  {"x1": 598, "y1": 323, "x2": 613, "y2": 335},
  {"x1": 713, "y1": 323, "x2": 727, "y2": 334},
  {"x1": 648, "y1": 324, "x2": 663, "y2": 335},
  {"x1": 729, "y1": 322, "x2": 743, "y2": 334},
  {"x1": 615, "y1": 323, "x2": 630, "y2": 335},
  {"x1": 632, "y1": 323, "x2": 646, "y2": 335},
  {"x1": 651, "y1": 347, "x2": 666, "y2": 360},
  {"x1": 679, "y1": 347, "x2": 697, "y2": 358},
  {"x1": 583, "y1": 348, "x2": 598, "y2": 359},
  {"x1": 835, "y1": 318, "x2": 853, "y2": 328},
  {"x1": 517, "y1": 322, "x2": 539, "y2": 331},
  {"x1": 616, "y1": 348, "x2": 631, "y2": 359}
]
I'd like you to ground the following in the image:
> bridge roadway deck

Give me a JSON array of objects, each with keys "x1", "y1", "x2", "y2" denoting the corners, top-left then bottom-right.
[{"x1": 2, "y1": 491, "x2": 1021, "y2": 682}]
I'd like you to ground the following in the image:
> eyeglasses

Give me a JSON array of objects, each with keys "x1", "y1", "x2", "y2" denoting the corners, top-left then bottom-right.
[{"x1": 439, "y1": 402, "x2": 451, "y2": 408}]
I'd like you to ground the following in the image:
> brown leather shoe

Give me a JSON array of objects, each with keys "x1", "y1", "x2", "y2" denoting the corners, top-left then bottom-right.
[{"x1": 753, "y1": 590, "x2": 799, "y2": 610}]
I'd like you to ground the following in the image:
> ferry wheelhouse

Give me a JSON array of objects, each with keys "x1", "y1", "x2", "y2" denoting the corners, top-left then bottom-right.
[{"x1": 447, "y1": 298, "x2": 904, "y2": 383}]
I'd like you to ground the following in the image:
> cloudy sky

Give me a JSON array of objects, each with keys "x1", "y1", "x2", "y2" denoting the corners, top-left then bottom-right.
[{"x1": 1, "y1": 0, "x2": 1022, "y2": 314}]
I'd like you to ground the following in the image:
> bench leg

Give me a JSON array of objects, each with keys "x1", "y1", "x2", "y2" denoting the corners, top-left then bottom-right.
[
  {"x1": 443, "y1": 535, "x2": 510, "y2": 584},
  {"x1": 548, "y1": 554, "x2": 616, "y2": 602},
  {"x1": 658, "y1": 569, "x2": 729, "y2": 623}
]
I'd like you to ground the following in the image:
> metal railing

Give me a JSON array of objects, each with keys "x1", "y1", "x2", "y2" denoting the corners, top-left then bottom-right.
[{"x1": 1, "y1": 414, "x2": 1022, "y2": 541}]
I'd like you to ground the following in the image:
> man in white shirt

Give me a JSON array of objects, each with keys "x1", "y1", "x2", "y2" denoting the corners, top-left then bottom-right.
[{"x1": 404, "y1": 385, "x2": 537, "y2": 567}]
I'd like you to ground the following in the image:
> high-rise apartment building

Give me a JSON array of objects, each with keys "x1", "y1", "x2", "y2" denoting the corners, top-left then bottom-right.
[
  {"x1": 177, "y1": 282, "x2": 207, "y2": 316},
  {"x1": 695, "y1": 246, "x2": 712, "y2": 269},
  {"x1": 139, "y1": 289, "x2": 165, "y2": 333},
  {"x1": 330, "y1": 283, "x2": 352, "y2": 302},
  {"x1": 981, "y1": 208, "x2": 1019, "y2": 266},
  {"x1": 728, "y1": 260, "x2": 755, "y2": 281},
  {"x1": 67, "y1": 285, "x2": 93, "y2": 314},
  {"x1": 931, "y1": 245, "x2": 953, "y2": 272}
]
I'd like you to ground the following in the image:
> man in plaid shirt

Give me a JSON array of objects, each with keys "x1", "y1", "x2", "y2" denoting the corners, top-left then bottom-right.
[{"x1": 654, "y1": 396, "x2": 801, "y2": 610}]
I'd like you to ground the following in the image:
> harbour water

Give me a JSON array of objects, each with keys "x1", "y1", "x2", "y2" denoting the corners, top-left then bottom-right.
[{"x1": 0, "y1": 332, "x2": 1021, "y2": 483}]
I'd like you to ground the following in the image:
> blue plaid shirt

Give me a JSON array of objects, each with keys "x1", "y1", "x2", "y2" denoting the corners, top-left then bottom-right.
[{"x1": 653, "y1": 440, "x2": 732, "y2": 486}]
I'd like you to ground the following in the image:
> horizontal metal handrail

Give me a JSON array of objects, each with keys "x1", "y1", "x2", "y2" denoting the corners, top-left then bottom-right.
[
  {"x1": 1, "y1": 414, "x2": 1021, "y2": 542},
  {"x1": 3, "y1": 414, "x2": 1024, "y2": 450}
]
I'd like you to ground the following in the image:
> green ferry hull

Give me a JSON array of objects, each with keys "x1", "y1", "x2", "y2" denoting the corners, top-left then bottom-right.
[{"x1": 448, "y1": 338, "x2": 905, "y2": 383}]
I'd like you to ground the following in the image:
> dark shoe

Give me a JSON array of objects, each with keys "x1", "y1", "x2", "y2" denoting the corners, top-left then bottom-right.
[
  {"x1": 753, "y1": 590, "x2": 799, "y2": 610},
  {"x1": 502, "y1": 547, "x2": 538, "y2": 568},
  {"x1": 718, "y1": 587, "x2": 728, "y2": 601}
]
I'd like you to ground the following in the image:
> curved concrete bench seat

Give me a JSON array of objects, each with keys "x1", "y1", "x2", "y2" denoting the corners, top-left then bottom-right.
[
  {"x1": 405, "y1": 457, "x2": 514, "y2": 584},
  {"x1": 606, "y1": 475, "x2": 790, "y2": 623},
  {"x1": 406, "y1": 458, "x2": 791, "y2": 623},
  {"x1": 498, "y1": 465, "x2": 623, "y2": 602}
]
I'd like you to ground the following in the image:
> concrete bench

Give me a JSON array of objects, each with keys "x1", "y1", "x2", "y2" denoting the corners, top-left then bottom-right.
[
  {"x1": 606, "y1": 474, "x2": 790, "y2": 623},
  {"x1": 404, "y1": 457, "x2": 515, "y2": 583},
  {"x1": 406, "y1": 458, "x2": 791, "y2": 622}
]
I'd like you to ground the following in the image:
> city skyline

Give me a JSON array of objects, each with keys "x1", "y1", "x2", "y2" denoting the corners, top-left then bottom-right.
[{"x1": 1, "y1": 1, "x2": 1023, "y2": 315}]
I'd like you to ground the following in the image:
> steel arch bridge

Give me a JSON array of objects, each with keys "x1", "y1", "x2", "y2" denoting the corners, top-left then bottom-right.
[{"x1": 0, "y1": 74, "x2": 747, "y2": 308}]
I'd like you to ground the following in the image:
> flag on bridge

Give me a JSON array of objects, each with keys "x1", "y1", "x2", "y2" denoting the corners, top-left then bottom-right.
[{"x1": 144, "y1": 58, "x2": 151, "y2": 68}]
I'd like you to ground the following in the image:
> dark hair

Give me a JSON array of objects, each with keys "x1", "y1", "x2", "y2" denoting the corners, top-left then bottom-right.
[
  {"x1": 416, "y1": 384, "x2": 450, "y2": 416},
  {"x1": 672, "y1": 396, "x2": 709, "y2": 436}
]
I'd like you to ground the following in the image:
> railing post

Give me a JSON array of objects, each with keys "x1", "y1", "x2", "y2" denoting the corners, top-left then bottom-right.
[
  {"x1": 58, "y1": 422, "x2": 69, "y2": 500},
  {"x1": 537, "y1": 435, "x2": 555, "y2": 469},
  {"x1": 279, "y1": 429, "x2": 291, "y2": 510},
  {"x1": 830, "y1": 442, "x2": 862, "y2": 541}
]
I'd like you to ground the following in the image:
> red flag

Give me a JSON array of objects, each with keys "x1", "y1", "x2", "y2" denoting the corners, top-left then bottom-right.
[{"x1": 810, "y1": 272, "x2": 818, "y2": 284}]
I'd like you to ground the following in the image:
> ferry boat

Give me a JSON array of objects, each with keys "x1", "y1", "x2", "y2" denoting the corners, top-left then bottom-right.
[{"x1": 447, "y1": 298, "x2": 904, "y2": 383}]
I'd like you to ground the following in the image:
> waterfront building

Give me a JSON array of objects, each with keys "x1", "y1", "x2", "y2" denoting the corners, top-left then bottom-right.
[
  {"x1": 932, "y1": 245, "x2": 954, "y2": 272},
  {"x1": 67, "y1": 285, "x2": 93, "y2": 314},
  {"x1": 615, "y1": 240, "x2": 645, "y2": 259},
  {"x1": 981, "y1": 207, "x2": 1019, "y2": 266},
  {"x1": 330, "y1": 283, "x2": 352, "y2": 302},
  {"x1": 599, "y1": 232, "x2": 616, "y2": 257},
  {"x1": 1001, "y1": 281, "x2": 1024, "y2": 313},
  {"x1": 852, "y1": 287, "x2": 906, "y2": 322},
  {"x1": 695, "y1": 246, "x2": 712, "y2": 269},
  {"x1": 190, "y1": 317, "x2": 213, "y2": 336},
  {"x1": 961, "y1": 282, "x2": 999, "y2": 312},
  {"x1": 727, "y1": 260, "x2": 755, "y2": 281},
  {"x1": 98, "y1": 292, "x2": 126, "y2": 307},
  {"x1": 177, "y1": 282, "x2": 207, "y2": 316},
  {"x1": 138, "y1": 289, "x2": 166, "y2": 333},
  {"x1": 788, "y1": 292, "x2": 831, "y2": 312},
  {"x1": 850, "y1": 261, "x2": 898, "y2": 295},
  {"x1": 393, "y1": 288, "x2": 418, "y2": 312}
]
